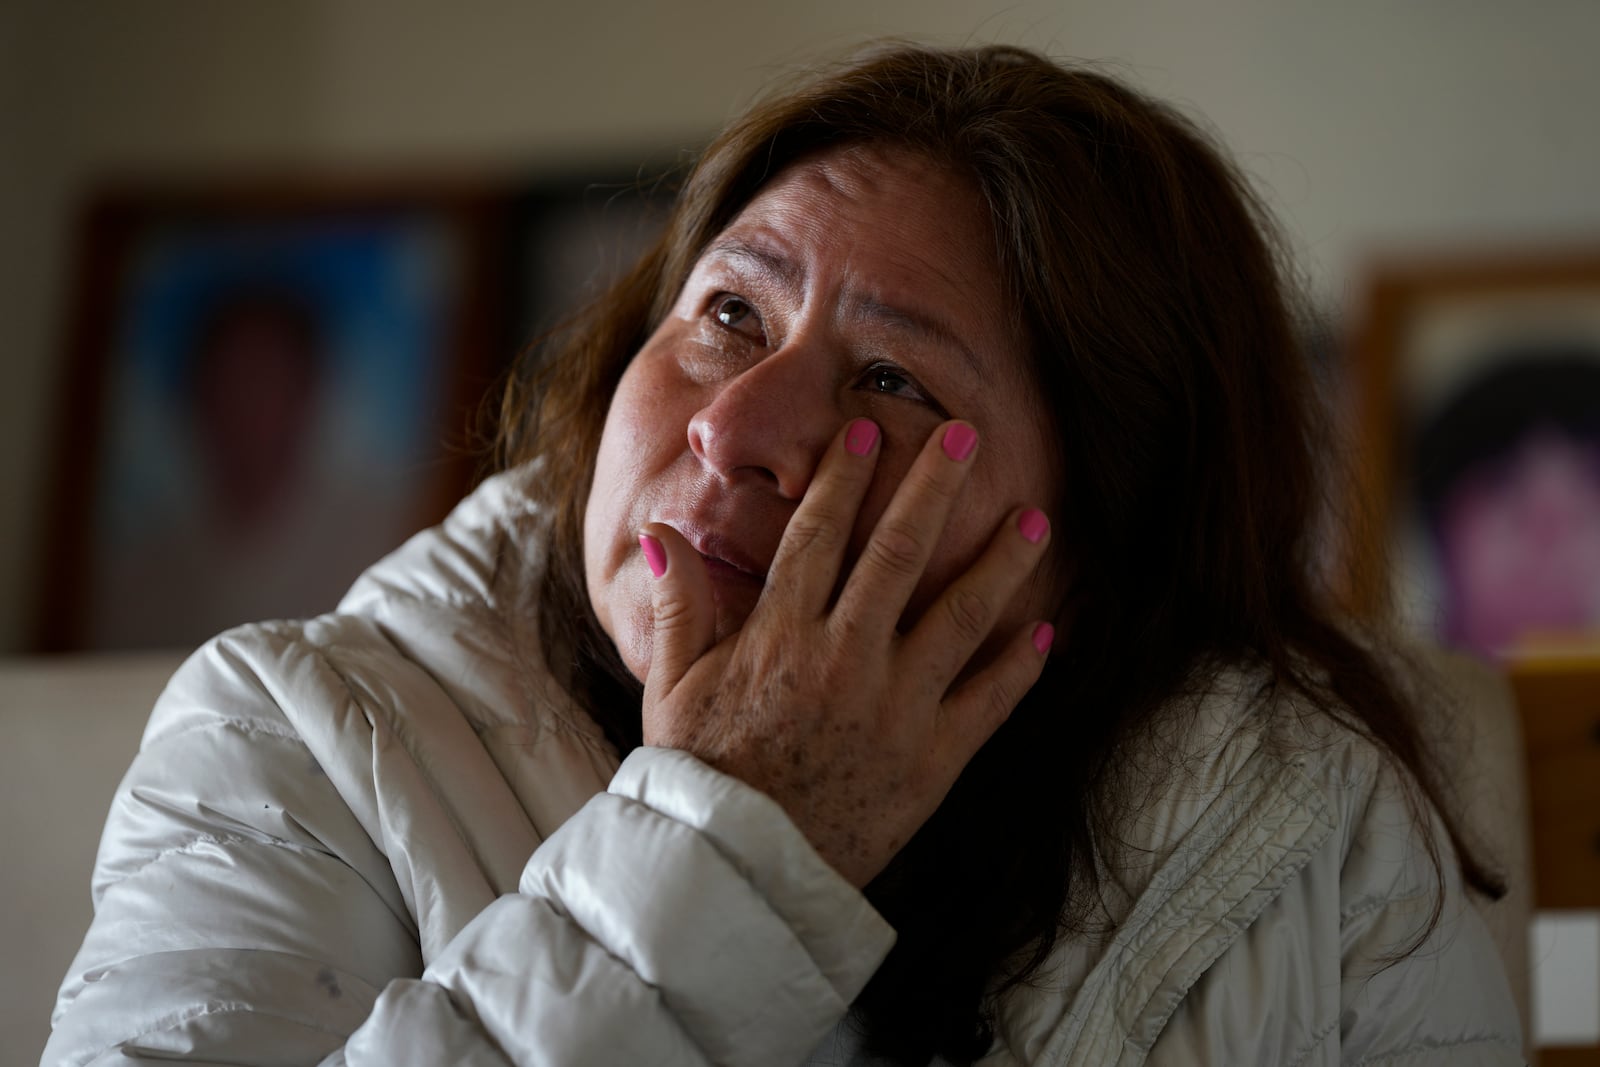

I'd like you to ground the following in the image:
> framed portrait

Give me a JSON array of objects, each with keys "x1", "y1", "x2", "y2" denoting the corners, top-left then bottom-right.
[
  {"x1": 34, "y1": 181, "x2": 508, "y2": 652},
  {"x1": 1344, "y1": 248, "x2": 1600, "y2": 659}
]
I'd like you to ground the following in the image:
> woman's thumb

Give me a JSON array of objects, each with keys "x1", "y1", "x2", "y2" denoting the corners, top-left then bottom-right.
[{"x1": 639, "y1": 523, "x2": 714, "y2": 699}]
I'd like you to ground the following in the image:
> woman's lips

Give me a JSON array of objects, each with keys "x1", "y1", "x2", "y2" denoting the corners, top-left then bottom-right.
[
  {"x1": 701, "y1": 554, "x2": 763, "y2": 581},
  {"x1": 671, "y1": 521, "x2": 773, "y2": 582},
  {"x1": 651, "y1": 515, "x2": 774, "y2": 623}
]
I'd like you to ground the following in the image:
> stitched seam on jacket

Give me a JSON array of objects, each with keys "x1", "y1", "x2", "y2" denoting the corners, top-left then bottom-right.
[
  {"x1": 84, "y1": 1002, "x2": 352, "y2": 1064},
  {"x1": 114, "y1": 831, "x2": 332, "y2": 887},
  {"x1": 1124, "y1": 763, "x2": 1313, "y2": 971},
  {"x1": 544, "y1": 793, "x2": 842, "y2": 1060},
  {"x1": 1349, "y1": 1031, "x2": 1521, "y2": 1065},
  {"x1": 299, "y1": 638, "x2": 506, "y2": 941},
  {"x1": 571, "y1": 794, "x2": 827, "y2": 989},
  {"x1": 1055, "y1": 778, "x2": 1268, "y2": 1060},
  {"x1": 607, "y1": 753, "x2": 895, "y2": 1007},
  {"x1": 128, "y1": 703, "x2": 423, "y2": 945},
  {"x1": 306, "y1": 644, "x2": 477, "y2": 856},
  {"x1": 1047, "y1": 749, "x2": 1334, "y2": 1065},
  {"x1": 1340, "y1": 885, "x2": 1428, "y2": 925},
  {"x1": 359, "y1": 590, "x2": 613, "y2": 752},
  {"x1": 1284, "y1": 1018, "x2": 1339, "y2": 1067},
  {"x1": 1066, "y1": 768, "x2": 1293, "y2": 1063},
  {"x1": 145, "y1": 715, "x2": 308, "y2": 752},
  {"x1": 1121, "y1": 789, "x2": 1322, "y2": 1060},
  {"x1": 454, "y1": 891, "x2": 716, "y2": 1065}
]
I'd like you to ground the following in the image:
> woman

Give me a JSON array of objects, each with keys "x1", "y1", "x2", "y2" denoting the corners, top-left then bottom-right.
[{"x1": 45, "y1": 44, "x2": 1521, "y2": 1066}]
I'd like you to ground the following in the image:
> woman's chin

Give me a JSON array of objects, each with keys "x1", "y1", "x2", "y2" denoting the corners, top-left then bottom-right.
[{"x1": 617, "y1": 579, "x2": 763, "y2": 684}]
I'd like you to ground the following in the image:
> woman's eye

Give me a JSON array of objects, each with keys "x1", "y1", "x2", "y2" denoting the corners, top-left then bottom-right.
[
  {"x1": 863, "y1": 362, "x2": 926, "y2": 402},
  {"x1": 711, "y1": 294, "x2": 764, "y2": 341}
]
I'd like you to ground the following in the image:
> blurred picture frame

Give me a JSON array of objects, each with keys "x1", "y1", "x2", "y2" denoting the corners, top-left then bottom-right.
[
  {"x1": 33, "y1": 180, "x2": 508, "y2": 652},
  {"x1": 505, "y1": 165, "x2": 674, "y2": 352},
  {"x1": 1344, "y1": 248, "x2": 1600, "y2": 659}
]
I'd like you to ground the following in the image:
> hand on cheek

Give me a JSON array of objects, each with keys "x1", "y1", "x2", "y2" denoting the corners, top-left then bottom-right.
[{"x1": 639, "y1": 418, "x2": 1054, "y2": 888}]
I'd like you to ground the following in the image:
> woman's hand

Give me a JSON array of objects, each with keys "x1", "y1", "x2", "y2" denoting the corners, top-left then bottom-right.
[{"x1": 638, "y1": 418, "x2": 1054, "y2": 888}]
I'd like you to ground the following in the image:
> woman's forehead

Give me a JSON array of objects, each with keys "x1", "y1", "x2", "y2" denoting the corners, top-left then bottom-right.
[
  {"x1": 698, "y1": 146, "x2": 1038, "y2": 384},
  {"x1": 728, "y1": 144, "x2": 981, "y2": 242},
  {"x1": 706, "y1": 150, "x2": 999, "y2": 310}
]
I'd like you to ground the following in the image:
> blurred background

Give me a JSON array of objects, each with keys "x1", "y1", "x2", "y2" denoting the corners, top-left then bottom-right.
[
  {"x1": 3, "y1": 0, "x2": 1600, "y2": 656},
  {"x1": 2, "y1": 0, "x2": 1598, "y2": 1058}
]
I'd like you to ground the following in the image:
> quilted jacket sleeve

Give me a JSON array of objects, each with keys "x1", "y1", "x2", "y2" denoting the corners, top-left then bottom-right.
[
  {"x1": 43, "y1": 641, "x2": 894, "y2": 1066},
  {"x1": 390, "y1": 749, "x2": 897, "y2": 1066}
]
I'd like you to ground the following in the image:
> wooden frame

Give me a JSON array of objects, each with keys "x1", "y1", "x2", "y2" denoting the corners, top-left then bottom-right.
[
  {"x1": 1509, "y1": 651, "x2": 1600, "y2": 1063},
  {"x1": 504, "y1": 166, "x2": 674, "y2": 350},
  {"x1": 33, "y1": 179, "x2": 508, "y2": 652},
  {"x1": 1344, "y1": 248, "x2": 1600, "y2": 657}
]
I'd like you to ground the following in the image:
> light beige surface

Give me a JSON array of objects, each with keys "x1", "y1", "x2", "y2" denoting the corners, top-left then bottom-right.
[{"x1": 0, "y1": 652, "x2": 187, "y2": 1064}]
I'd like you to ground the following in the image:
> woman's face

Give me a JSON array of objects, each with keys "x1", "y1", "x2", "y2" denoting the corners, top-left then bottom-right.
[{"x1": 584, "y1": 145, "x2": 1064, "y2": 681}]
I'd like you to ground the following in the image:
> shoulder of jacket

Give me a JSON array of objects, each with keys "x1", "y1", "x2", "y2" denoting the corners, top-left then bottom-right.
[
  {"x1": 340, "y1": 463, "x2": 548, "y2": 615},
  {"x1": 88, "y1": 616, "x2": 420, "y2": 925},
  {"x1": 141, "y1": 617, "x2": 358, "y2": 750},
  {"x1": 147, "y1": 463, "x2": 605, "y2": 745},
  {"x1": 1096, "y1": 665, "x2": 1376, "y2": 874},
  {"x1": 991, "y1": 665, "x2": 1441, "y2": 1064},
  {"x1": 1174, "y1": 668, "x2": 1452, "y2": 938},
  {"x1": 1189, "y1": 664, "x2": 1406, "y2": 820}
]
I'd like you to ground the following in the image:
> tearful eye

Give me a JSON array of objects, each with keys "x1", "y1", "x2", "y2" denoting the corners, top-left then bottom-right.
[
  {"x1": 864, "y1": 362, "x2": 924, "y2": 401},
  {"x1": 712, "y1": 294, "x2": 764, "y2": 340},
  {"x1": 854, "y1": 361, "x2": 949, "y2": 416}
]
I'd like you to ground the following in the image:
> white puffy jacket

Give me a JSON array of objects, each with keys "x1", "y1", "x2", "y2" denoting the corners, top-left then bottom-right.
[{"x1": 44, "y1": 467, "x2": 1524, "y2": 1066}]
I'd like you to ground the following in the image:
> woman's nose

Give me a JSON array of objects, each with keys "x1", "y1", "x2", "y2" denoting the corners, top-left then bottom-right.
[{"x1": 687, "y1": 344, "x2": 837, "y2": 499}]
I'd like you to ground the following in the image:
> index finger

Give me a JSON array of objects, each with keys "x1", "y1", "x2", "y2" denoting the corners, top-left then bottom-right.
[
  {"x1": 828, "y1": 420, "x2": 978, "y2": 638},
  {"x1": 760, "y1": 417, "x2": 881, "y2": 617}
]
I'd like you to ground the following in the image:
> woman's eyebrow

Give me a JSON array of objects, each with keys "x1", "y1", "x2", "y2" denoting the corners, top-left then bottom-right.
[
  {"x1": 852, "y1": 296, "x2": 982, "y2": 378},
  {"x1": 703, "y1": 238, "x2": 802, "y2": 288},
  {"x1": 704, "y1": 236, "x2": 982, "y2": 376}
]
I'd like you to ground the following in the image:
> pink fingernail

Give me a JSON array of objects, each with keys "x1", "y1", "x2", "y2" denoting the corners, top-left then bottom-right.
[
  {"x1": 1032, "y1": 622, "x2": 1055, "y2": 655},
  {"x1": 846, "y1": 418, "x2": 879, "y2": 456},
  {"x1": 1018, "y1": 508, "x2": 1049, "y2": 544},
  {"x1": 639, "y1": 534, "x2": 667, "y2": 578},
  {"x1": 942, "y1": 423, "x2": 978, "y2": 462}
]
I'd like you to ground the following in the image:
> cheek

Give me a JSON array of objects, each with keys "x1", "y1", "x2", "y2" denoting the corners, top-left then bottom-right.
[
  {"x1": 582, "y1": 356, "x2": 700, "y2": 682},
  {"x1": 581, "y1": 461, "x2": 656, "y2": 681},
  {"x1": 584, "y1": 393, "x2": 651, "y2": 634},
  {"x1": 610, "y1": 569, "x2": 657, "y2": 681},
  {"x1": 843, "y1": 460, "x2": 1000, "y2": 623},
  {"x1": 844, "y1": 436, "x2": 1062, "y2": 640},
  {"x1": 919, "y1": 509, "x2": 999, "y2": 609}
]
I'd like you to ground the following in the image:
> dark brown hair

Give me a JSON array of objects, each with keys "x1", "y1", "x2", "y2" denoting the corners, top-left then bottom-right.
[{"x1": 496, "y1": 42, "x2": 1498, "y2": 1065}]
